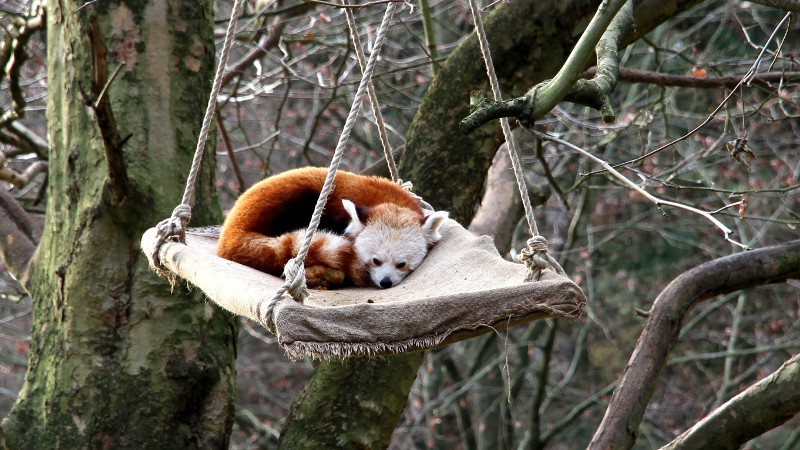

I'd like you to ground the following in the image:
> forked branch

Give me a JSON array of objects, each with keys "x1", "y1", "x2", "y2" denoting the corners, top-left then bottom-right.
[
  {"x1": 83, "y1": 14, "x2": 131, "y2": 206},
  {"x1": 0, "y1": 5, "x2": 45, "y2": 128},
  {"x1": 460, "y1": 0, "x2": 632, "y2": 133},
  {"x1": 587, "y1": 239, "x2": 800, "y2": 449}
]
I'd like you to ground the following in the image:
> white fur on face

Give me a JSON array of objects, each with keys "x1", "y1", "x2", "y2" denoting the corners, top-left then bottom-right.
[
  {"x1": 353, "y1": 223, "x2": 429, "y2": 288},
  {"x1": 342, "y1": 199, "x2": 449, "y2": 288}
]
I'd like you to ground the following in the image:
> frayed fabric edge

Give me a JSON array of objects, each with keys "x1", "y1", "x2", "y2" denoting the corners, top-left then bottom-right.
[{"x1": 283, "y1": 334, "x2": 447, "y2": 361}]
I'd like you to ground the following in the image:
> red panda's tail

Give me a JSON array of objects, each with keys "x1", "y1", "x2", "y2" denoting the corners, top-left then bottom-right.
[{"x1": 217, "y1": 229, "x2": 369, "y2": 286}]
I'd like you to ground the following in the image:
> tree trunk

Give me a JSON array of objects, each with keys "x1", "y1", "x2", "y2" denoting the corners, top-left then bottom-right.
[
  {"x1": 1, "y1": 0, "x2": 237, "y2": 448},
  {"x1": 661, "y1": 353, "x2": 800, "y2": 450},
  {"x1": 279, "y1": 0, "x2": 702, "y2": 447},
  {"x1": 589, "y1": 240, "x2": 800, "y2": 450},
  {"x1": 279, "y1": 355, "x2": 423, "y2": 449}
]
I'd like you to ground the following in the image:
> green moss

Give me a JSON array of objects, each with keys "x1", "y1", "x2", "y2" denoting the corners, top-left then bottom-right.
[{"x1": 2, "y1": 0, "x2": 234, "y2": 447}]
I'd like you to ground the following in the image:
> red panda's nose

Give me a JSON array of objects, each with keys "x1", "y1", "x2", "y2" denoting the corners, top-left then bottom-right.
[{"x1": 379, "y1": 277, "x2": 393, "y2": 288}]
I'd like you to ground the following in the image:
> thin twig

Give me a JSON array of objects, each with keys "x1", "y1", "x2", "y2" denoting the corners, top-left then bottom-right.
[
  {"x1": 94, "y1": 63, "x2": 125, "y2": 109},
  {"x1": 77, "y1": 0, "x2": 102, "y2": 12},
  {"x1": 581, "y1": 67, "x2": 800, "y2": 88},
  {"x1": 215, "y1": 108, "x2": 246, "y2": 194},
  {"x1": 302, "y1": 0, "x2": 405, "y2": 8},
  {"x1": 585, "y1": 11, "x2": 792, "y2": 176},
  {"x1": 528, "y1": 128, "x2": 750, "y2": 250}
]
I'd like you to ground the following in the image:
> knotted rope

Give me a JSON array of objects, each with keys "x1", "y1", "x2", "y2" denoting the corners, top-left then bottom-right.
[
  {"x1": 466, "y1": 0, "x2": 565, "y2": 280},
  {"x1": 259, "y1": 3, "x2": 397, "y2": 333},
  {"x1": 343, "y1": 1, "x2": 399, "y2": 184},
  {"x1": 150, "y1": 0, "x2": 247, "y2": 270},
  {"x1": 343, "y1": 2, "x2": 433, "y2": 212}
]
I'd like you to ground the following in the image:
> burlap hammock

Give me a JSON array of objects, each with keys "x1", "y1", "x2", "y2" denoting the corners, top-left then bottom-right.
[
  {"x1": 142, "y1": 0, "x2": 586, "y2": 360},
  {"x1": 141, "y1": 222, "x2": 584, "y2": 360}
]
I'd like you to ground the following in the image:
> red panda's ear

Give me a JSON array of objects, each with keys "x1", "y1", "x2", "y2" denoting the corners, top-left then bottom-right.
[
  {"x1": 342, "y1": 199, "x2": 368, "y2": 235},
  {"x1": 422, "y1": 210, "x2": 449, "y2": 246}
]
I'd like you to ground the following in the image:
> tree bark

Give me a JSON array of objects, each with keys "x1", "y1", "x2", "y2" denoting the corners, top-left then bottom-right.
[
  {"x1": 0, "y1": 0, "x2": 237, "y2": 447},
  {"x1": 661, "y1": 353, "x2": 800, "y2": 450},
  {"x1": 279, "y1": 0, "x2": 702, "y2": 447},
  {"x1": 279, "y1": 355, "x2": 423, "y2": 449},
  {"x1": 588, "y1": 240, "x2": 800, "y2": 450}
]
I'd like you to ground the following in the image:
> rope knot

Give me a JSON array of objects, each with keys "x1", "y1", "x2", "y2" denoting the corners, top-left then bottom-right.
[
  {"x1": 151, "y1": 203, "x2": 193, "y2": 271},
  {"x1": 282, "y1": 257, "x2": 309, "y2": 302},
  {"x1": 526, "y1": 236, "x2": 549, "y2": 253},
  {"x1": 172, "y1": 203, "x2": 192, "y2": 224},
  {"x1": 519, "y1": 237, "x2": 549, "y2": 272},
  {"x1": 399, "y1": 181, "x2": 435, "y2": 211},
  {"x1": 519, "y1": 235, "x2": 566, "y2": 281}
]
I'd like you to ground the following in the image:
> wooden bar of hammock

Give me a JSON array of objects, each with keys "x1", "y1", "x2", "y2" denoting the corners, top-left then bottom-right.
[{"x1": 141, "y1": 220, "x2": 586, "y2": 360}]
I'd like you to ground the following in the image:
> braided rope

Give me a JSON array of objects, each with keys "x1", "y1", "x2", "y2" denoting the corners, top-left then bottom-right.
[
  {"x1": 260, "y1": 3, "x2": 397, "y2": 333},
  {"x1": 343, "y1": 2, "x2": 400, "y2": 184},
  {"x1": 344, "y1": 3, "x2": 436, "y2": 213},
  {"x1": 466, "y1": 0, "x2": 565, "y2": 280},
  {"x1": 150, "y1": 0, "x2": 247, "y2": 269}
]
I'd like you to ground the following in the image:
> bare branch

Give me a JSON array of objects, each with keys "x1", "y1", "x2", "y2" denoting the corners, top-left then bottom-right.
[
  {"x1": 563, "y1": 0, "x2": 634, "y2": 123},
  {"x1": 583, "y1": 67, "x2": 800, "y2": 88},
  {"x1": 460, "y1": 0, "x2": 629, "y2": 133},
  {"x1": 529, "y1": 128, "x2": 750, "y2": 249},
  {"x1": 0, "y1": 152, "x2": 47, "y2": 189},
  {"x1": 222, "y1": 15, "x2": 293, "y2": 85},
  {"x1": 84, "y1": 14, "x2": 131, "y2": 206},
  {"x1": 302, "y1": 0, "x2": 406, "y2": 9},
  {"x1": 585, "y1": 11, "x2": 793, "y2": 176},
  {"x1": 661, "y1": 353, "x2": 800, "y2": 449},
  {"x1": 588, "y1": 239, "x2": 800, "y2": 449},
  {"x1": 0, "y1": 188, "x2": 41, "y2": 283},
  {"x1": 215, "y1": 109, "x2": 246, "y2": 194},
  {"x1": 0, "y1": 5, "x2": 46, "y2": 128},
  {"x1": 744, "y1": 0, "x2": 800, "y2": 12},
  {"x1": 7, "y1": 122, "x2": 49, "y2": 157}
]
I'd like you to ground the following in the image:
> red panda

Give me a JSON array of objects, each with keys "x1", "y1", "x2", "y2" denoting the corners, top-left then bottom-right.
[{"x1": 217, "y1": 167, "x2": 449, "y2": 288}]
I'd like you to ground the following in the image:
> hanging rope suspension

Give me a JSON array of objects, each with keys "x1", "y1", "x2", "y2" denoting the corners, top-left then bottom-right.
[
  {"x1": 140, "y1": 1, "x2": 587, "y2": 357},
  {"x1": 466, "y1": 0, "x2": 565, "y2": 281},
  {"x1": 343, "y1": 2, "x2": 433, "y2": 210},
  {"x1": 344, "y1": 0, "x2": 399, "y2": 184},
  {"x1": 257, "y1": 3, "x2": 398, "y2": 333},
  {"x1": 151, "y1": 0, "x2": 248, "y2": 270}
]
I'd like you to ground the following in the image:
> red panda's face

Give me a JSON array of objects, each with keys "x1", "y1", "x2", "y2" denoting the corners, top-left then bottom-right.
[{"x1": 342, "y1": 200, "x2": 448, "y2": 288}]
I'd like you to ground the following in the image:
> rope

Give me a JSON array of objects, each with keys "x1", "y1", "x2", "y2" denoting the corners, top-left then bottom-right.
[
  {"x1": 260, "y1": 3, "x2": 397, "y2": 333},
  {"x1": 466, "y1": 0, "x2": 565, "y2": 280},
  {"x1": 344, "y1": 3, "x2": 434, "y2": 213},
  {"x1": 150, "y1": 0, "x2": 247, "y2": 269},
  {"x1": 343, "y1": 1, "x2": 400, "y2": 184}
]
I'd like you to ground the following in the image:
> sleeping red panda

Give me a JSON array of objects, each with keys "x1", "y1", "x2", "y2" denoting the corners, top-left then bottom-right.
[{"x1": 217, "y1": 167, "x2": 449, "y2": 288}]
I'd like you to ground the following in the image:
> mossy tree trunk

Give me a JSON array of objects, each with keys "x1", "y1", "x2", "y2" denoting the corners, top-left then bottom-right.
[
  {"x1": 279, "y1": 0, "x2": 701, "y2": 448},
  {"x1": 0, "y1": 0, "x2": 237, "y2": 448}
]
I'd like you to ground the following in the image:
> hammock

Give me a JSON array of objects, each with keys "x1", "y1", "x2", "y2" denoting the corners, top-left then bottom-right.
[
  {"x1": 141, "y1": 222, "x2": 584, "y2": 360},
  {"x1": 141, "y1": 0, "x2": 586, "y2": 360}
]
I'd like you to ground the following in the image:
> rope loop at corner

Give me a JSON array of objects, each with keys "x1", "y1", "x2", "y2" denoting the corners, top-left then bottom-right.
[
  {"x1": 150, "y1": 203, "x2": 192, "y2": 270},
  {"x1": 520, "y1": 236, "x2": 566, "y2": 281},
  {"x1": 282, "y1": 257, "x2": 310, "y2": 302}
]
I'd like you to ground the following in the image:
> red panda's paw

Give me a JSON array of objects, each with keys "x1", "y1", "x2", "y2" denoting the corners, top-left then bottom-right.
[{"x1": 305, "y1": 265, "x2": 347, "y2": 290}]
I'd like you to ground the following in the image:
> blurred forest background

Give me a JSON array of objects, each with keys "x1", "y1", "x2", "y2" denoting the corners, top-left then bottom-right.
[{"x1": 1, "y1": 0, "x2": 799, "y2": 448}]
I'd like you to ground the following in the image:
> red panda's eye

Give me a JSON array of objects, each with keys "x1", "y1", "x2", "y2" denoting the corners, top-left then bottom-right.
[
  {"x1": 396, "y1": 262, "x2": 406, "y2": 269},
  {"x1": 373, "y1": 258, "x2": 382, "y2": 266}
]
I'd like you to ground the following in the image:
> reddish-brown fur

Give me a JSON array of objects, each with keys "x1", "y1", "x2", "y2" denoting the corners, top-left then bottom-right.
[
  {"x1": 223, "y1": 229, "x2": 369, "y2": 286},
  {"x1": 217, "y1": 167, "x2": 425, "y2": 285}
]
